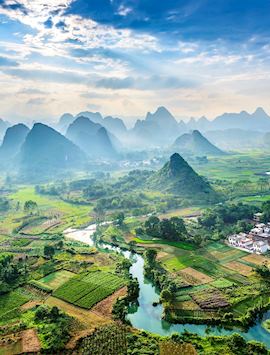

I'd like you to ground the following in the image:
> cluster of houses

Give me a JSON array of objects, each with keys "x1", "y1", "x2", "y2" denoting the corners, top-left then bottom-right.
[{"x1": 228, "y1": 214, "x2": 270, "y2": 254}]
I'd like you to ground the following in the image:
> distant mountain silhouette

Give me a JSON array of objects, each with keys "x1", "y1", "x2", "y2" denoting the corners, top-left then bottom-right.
[
  {"x1": 148, "y1": 153, "x2": 217, "y2": 201},
  {"x1": 75, "y1": 111, "x2": 103, "y2": 124},
  {"x1": 66, "y1": 116, "x2": 118, "y2": 159},
  {"x1": 205, "y1": 129, "x2": 264, "y2": 150},
  {"x1": 57, "y1": 111, "x2": 127, "y2": 139},
  {"x1": 103, "y1": 116, "x2": 127, "y2": 135},
  {"x1": 186, "y1": 107, "x2": 270, "y2": 132},
  {"x1": 55, "y1": 106, "x2": 270, "y2": 151},
  {"x1": 19, "y1": 123, "x2": 85, "y2": 178},
  {"x1": 0, "y1": 123, "x2": 29, "y2": 162},
  {"x1": 132, "y1": 106, "x2": 182, "y2": 146},
  {"x1": 57, "y1": 113, "x2": 74, "y2": 133},
  {"x1": 173, "y1": 130, "x2": 225, "y2": 156},
  {"x1": 0, "y1": 118, "x2": 10, "y2": 140}
]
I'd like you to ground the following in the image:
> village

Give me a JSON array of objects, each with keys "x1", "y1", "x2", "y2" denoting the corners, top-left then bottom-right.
[{"x1": 228, "y1": 213, "x2": 270, "y2": 254}]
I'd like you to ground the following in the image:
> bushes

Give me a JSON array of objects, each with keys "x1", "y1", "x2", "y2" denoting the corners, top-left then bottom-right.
[
  {"x1": 80, "y1": 324, "x2": 127, "y2": 355},
  {"x1": 22, "y1": 305, "x2": 71, "y2": 352}
]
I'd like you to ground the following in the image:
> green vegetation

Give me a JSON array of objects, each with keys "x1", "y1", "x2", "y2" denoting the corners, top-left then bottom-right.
[
  {"x1": 0, "y1": 291, "x2": 29, "y2": 320},
  {"x1": 148, "y1": 153, "x2": 218, "y2": 202},
  {"x1": 22, "y1": 305, "x2": 71, "y2": 352},
  {"x1": 134, "y1": 237, "x2": 195, "y2": 250},
  {"x1": 37, "y1": 270, "x2": 75, "y2": 290},
  {"x1": 79, "y1": 324, "x2": 127, "y2": 355},
  {"x1": 53, "y1": 270, "x2": 126, "y2": 309},
  {"x1": 0, "y1": 253, "x2": 28, "y2": 293},
  {"x1": 1, "y1": 150, "x2": 270, "y2": 352},
  {"x1": 263, "y1": 319, "x2": 270, "y2": 333}
]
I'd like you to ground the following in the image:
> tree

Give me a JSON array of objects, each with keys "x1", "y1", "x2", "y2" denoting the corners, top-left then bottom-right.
[
  {"x1": 114, "y1": 212, "x2": 125, "y2": 226},
  {"x1": 144, "y1": 216, "x2": 160, "y2": 237},
  {"x1": 56, "y1": 240, "x2": 64, "y2": 249},
  {"x1": 0, "y1": 198, "x2": 10, "y2": 212},
  {"x1": 247, "y1": 341, "x2": 268, "y2": 354},
  {"x1": 261, "y1": 200, "x2": 270, "y2": 222},
  {"x1": 24, "y1": 200, "x2": 38, "y2": 214},
  {"x1": 160, "y1": 288, "x2": 174, "y2": 304},
  {"x1": 44, "y1": 245, "x2": 55, "y2": 259},
  {"x1": 145, "y1": 249, "x2": 157, "y2": 265},
  {"x1": 94, "y1": 202, "x2": 105, "y2": 223},
  {"x1": 255, "y1": 263, "x2": 270, "y2": 279},
  {"x1": 159, "y1": 217, "x2": 186, "y2": 241}
]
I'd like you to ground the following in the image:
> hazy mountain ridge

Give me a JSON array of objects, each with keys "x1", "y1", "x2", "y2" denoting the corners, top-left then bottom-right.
[
  {"x1": 66, "y1": 116, "x2": 118, "y2": 159},
  {"x1": 132, "y1": 106, "x2": 185, "y2": 147},
  {"x1": 0, "y1": 123, "x2": 29, "y2": 162},
  {"x1": 19, "y1": 123, "x2": 86, "y2": 179},
  {"x1": 185, "y1": 107, "x2": 270, "y2": 132},
  {"x1": 2, "y1": 106, "x2": 270, "y2": 156},
  {"x1": 173, "y1": 130, "x2": 225, "y2": 156}
]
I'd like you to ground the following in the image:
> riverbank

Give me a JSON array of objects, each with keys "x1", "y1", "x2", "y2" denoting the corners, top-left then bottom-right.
[{"x1": 63, "y1": 222, "x2": 270, "y2": 349}]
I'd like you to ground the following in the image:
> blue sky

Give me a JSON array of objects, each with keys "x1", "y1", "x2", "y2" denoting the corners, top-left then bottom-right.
[{"x1": 0, "y1": 0, "x2": 270, "y2": 124}]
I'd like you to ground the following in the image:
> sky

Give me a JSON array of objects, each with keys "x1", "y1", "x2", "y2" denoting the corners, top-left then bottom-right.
[{"x1": 1, "y1": 0, "x2": 270, "y2": 124}]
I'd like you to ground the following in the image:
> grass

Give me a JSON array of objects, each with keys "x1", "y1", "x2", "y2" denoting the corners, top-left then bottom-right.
[
  {"x1": 157, "y1": 206, "x2": 203, "y2": 219},
  {"x1": 134, "y1": 237, "x2": 195, "y2": 250},
  {"x1": 210, "y1": 278, "x2": 234, "y2": 289},
  {"x1": 37, "y1": 270, "x2": 75, "y2": 290},
  {"x1": 0, "y1": 186, "x2": 92, "y2": 234},
  {"x1": 53, "y1": 270, "x2": 126, "y2": 309},
  {"x1": 195, "y1": 152, "x2": 270, "y2": 182},
  {"x1": 0, "y1": 290, "x2": 29, "y2": 319}
]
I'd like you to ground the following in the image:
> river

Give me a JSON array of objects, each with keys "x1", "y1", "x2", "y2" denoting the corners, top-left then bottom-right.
[{"x1": 64, "y1": 223, "x2": 270, "y2": 348}]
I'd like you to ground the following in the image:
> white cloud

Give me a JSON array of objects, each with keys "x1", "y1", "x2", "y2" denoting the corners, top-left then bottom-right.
[
  {"x1": 117, "y1": 5, "x2": 132, "y2": 16},
  {"x1": 0, "y1": 0, "x2": 159, "y2": 60}
]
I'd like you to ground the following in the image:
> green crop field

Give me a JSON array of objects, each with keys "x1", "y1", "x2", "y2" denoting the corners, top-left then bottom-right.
[
  {"x1": 134, "y1": 237, "x2": 195, "y2": 250},
  {"x1": 210, "y1": 278, "x2": 234, "y2": 289},
  {"x1": 0, "y1": 186, "x2": 92, "y2": 234},
  {"x1": 0, "y1": 291, "x2": 29, "y2": 319},
  {"x1": 37, "y1": 270, "x2": 76, "y2": 290},
  {"x1": 53, "y1": 270, "x2": 126, "y2": 309},
  {"x1": 195, "y1": 153, "x2": 270, "y2": 182}
]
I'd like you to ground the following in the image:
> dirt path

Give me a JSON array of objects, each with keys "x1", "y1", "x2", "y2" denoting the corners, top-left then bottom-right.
[
  {"x1": 91, "y1": 287, "x2": 127, "y2": 318},
  {"x1": 21, "y1": 329, "x2": 41, "y2": 353},
  {"x1": 20, "y1": 300, "x2": 42, "y2": 311}
]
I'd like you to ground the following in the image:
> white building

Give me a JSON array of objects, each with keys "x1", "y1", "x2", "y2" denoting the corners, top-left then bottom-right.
[{"x1": 253, "y1": 241, "x2": 269, "y2": 254}]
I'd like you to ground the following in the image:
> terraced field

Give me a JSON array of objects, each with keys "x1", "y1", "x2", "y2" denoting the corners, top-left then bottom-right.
[{"x1": 53, "y1": 271, "x2": 126, "y2": 309}]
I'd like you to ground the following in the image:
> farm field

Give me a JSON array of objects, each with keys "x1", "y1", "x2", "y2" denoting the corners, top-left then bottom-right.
[
  {"x1": 0, "y1": 291, "x2": 29, "y2": 320},
  {"x1": 45, "y1": 296, "x2": 110, "y2": 329},
  {"x1": 178, "y1": 267, "x2": 214, "y2": 285},
  {"x1": 224, "y1": 261, "x2": 253, "y2": 276},
  {"x1": 195, "y1": 152, "x2": 270, "y2": 182},
  {"x1": 242, "y1": 253, "x2": 270, "y2": 266},
  {"x1": 0, "y1": 186, "x2": 91, "y2": 235},
  {"x1": 134, "y1": 237, "x2": 195, "y2": 250},
  {"x1": 53, "y1": 270, "x2": 126, "y2": 309},
  {"x1": 37, "y1": 270, "x2": 76, "y2": 290},
  {"x1": 159, "y1": 239, "x2": 270, "y2": 323}
]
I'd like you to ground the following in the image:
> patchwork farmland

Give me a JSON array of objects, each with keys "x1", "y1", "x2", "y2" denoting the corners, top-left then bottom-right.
[
  {"x1": 53, "y1": 270, "x2": 126, "y2": 309},
  {"x1": 159, "y1": 241, "x2": 270, "y2": 323}
]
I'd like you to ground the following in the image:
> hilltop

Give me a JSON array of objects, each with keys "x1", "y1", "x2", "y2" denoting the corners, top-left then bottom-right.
[
  {"x1": 173, "y1": 130, "x2": 225, "y2": 156},
  {"x1": 148, "y1": 153, "x2": 218, "y2": 201},
  {"x1": 66, "y1": 116, "x2": 118, "y2": 159},
  {"x1": 19, "y1": 123, "x2": 86, "y2": 179}
]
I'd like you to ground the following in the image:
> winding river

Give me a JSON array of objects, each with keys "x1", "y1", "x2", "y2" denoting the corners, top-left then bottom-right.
[{"x1": 64, "y1": 224, "x2": 270, "y2": 348}]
